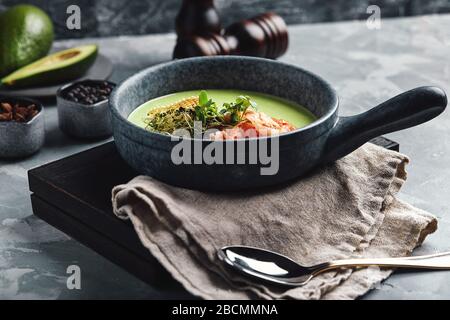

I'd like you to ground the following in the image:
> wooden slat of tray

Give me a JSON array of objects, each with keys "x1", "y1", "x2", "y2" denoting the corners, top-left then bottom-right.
[
  {"x1": 31, "y1": 194, "x2": 174, "y2": 287},
  {"x1": 28, "y1": 142, "x2": 151, "y2": 260}
]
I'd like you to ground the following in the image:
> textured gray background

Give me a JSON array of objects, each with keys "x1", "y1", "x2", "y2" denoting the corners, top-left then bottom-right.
[
  {"x1": 1, "y1": 14, "x2": 450, "y2": 299},
  {"x1": 0, "y1": 0, "x2": 449, "y2": 39}
]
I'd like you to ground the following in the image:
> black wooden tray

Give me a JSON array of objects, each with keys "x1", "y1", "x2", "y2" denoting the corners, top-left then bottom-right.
[
  {"x1": 28, "y1": 142, "x2": 175, "y2": 287},
  {"x1": 28, "y1": 138, "x2": 398, "y2": 287}
]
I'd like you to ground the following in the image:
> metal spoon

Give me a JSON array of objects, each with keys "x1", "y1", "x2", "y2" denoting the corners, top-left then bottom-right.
[{"x1": 218, "y1": 245, "x2": 450, "y2": 287}]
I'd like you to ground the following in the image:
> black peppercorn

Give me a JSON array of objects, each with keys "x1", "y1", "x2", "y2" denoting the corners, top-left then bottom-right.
[{"x1": 63, "y1": 81, "x2": 116, "y2": 105}]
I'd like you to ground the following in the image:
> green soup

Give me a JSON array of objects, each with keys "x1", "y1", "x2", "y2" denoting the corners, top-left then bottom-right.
[{"x1": 128, "y1": 89, "x2": 316, "y2": 129}]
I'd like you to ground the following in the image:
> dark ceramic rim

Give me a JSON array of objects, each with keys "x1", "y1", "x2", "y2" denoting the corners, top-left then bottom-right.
[
  {"x1": 110, "y1": 56, "x2": 339, "y2": 142},
  {"x1": 0, "y1": 95, "x2": 44, "y2": 126},
  {"x1": 57, "y1": 79, "x2": 116, "y2": 108}
]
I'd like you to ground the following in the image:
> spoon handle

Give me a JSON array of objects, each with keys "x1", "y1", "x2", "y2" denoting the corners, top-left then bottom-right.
[{"x1": 318, "y1": 251, "x2": 450, "y2": 273}]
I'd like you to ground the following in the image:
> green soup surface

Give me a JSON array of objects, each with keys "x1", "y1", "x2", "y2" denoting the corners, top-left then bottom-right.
[{"x1": 128, "y1": 89, "x2": 316, "y2": 129}]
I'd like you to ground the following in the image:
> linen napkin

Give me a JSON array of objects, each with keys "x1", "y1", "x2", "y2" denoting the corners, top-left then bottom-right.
[{"x1": 112, "y1": 143, "x2": 437, "y2": 299}]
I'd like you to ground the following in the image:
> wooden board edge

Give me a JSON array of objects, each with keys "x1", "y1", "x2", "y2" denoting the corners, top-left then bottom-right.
[
  {"x1": 28, "y1": 173, "x2": 150, "y2": 259},
  {"x1": 28, "y1": 141, "x2": 116, "y2": 180},
  {"x1": 30, "y1": 194, "x2": 177, "y2": 289}
]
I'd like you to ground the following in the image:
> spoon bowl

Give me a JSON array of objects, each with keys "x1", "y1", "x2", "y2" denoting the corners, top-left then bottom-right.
[
  {"x1": 218, "y1": 246, "x2": 315, "y2": 286},
  {"x1": 218, "y1": 245, "x2": 450, "y2": 287}
]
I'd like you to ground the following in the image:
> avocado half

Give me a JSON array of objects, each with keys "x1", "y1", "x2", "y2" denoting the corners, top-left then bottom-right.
[{"x1": 1, "y1": 45, "x2": 98, "y2": 88}]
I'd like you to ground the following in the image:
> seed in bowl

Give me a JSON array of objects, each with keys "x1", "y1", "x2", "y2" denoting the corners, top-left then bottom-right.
[
  {"x1": 63, "y1": 81, "x2": 115, "y2": 105},
  {"x1": 0, "y1": 101, "x2": 39, "y2": 122}
]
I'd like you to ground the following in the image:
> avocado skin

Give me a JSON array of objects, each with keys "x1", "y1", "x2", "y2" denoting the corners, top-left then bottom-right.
[
  {"x1": 2, "y1": 49, "x2": 98, "y2": 88},
  {"x1": 0, "y1": 5, "x2": 54, "y2": 77}
]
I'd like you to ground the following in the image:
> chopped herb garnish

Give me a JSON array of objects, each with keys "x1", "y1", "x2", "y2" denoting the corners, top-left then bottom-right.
[{"x1": 144, "y1": 90, "x2": 257, "y2": 135}]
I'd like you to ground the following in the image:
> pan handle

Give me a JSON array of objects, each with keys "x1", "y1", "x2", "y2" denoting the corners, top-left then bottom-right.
[{"x1": 321, "y1": 86, "x2": 447, "y2": 164}]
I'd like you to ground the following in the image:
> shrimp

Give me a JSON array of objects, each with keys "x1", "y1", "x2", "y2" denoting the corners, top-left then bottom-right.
[{"x1": 210, "y1": 110, "x2": 296, "y2": 140}]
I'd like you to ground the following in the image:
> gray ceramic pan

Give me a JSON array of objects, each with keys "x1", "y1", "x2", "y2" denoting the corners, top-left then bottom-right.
[{"x1": 110, "y1": 56, "x2": 447, "y2": 191}]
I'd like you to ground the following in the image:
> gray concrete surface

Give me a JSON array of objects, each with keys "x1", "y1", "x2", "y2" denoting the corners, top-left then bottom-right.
[{"x1": 0, "y1": 14, "x2": 449, "y2": 299}]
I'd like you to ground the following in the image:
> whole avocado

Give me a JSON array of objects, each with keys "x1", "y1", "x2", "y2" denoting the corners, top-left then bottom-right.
[{"x1": 0, "y1": 5, "x2": 54, "y2": 77}]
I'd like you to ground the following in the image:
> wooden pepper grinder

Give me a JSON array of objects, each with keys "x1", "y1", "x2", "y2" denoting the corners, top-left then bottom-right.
[
  {"x1": 173, "y1": 12, "x2": 289, "y2": 59},
  {"x1": 175, "y1": 0, "x2": 222, "y2": 37}
]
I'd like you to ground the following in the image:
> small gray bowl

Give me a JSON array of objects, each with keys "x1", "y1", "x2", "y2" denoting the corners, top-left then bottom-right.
[
  {"x1": 57, "y1": 80, "x2": 115, "y2": 139},
  {"x1": 0, "y1": 96, "x2": 45, "y2": 159}
]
